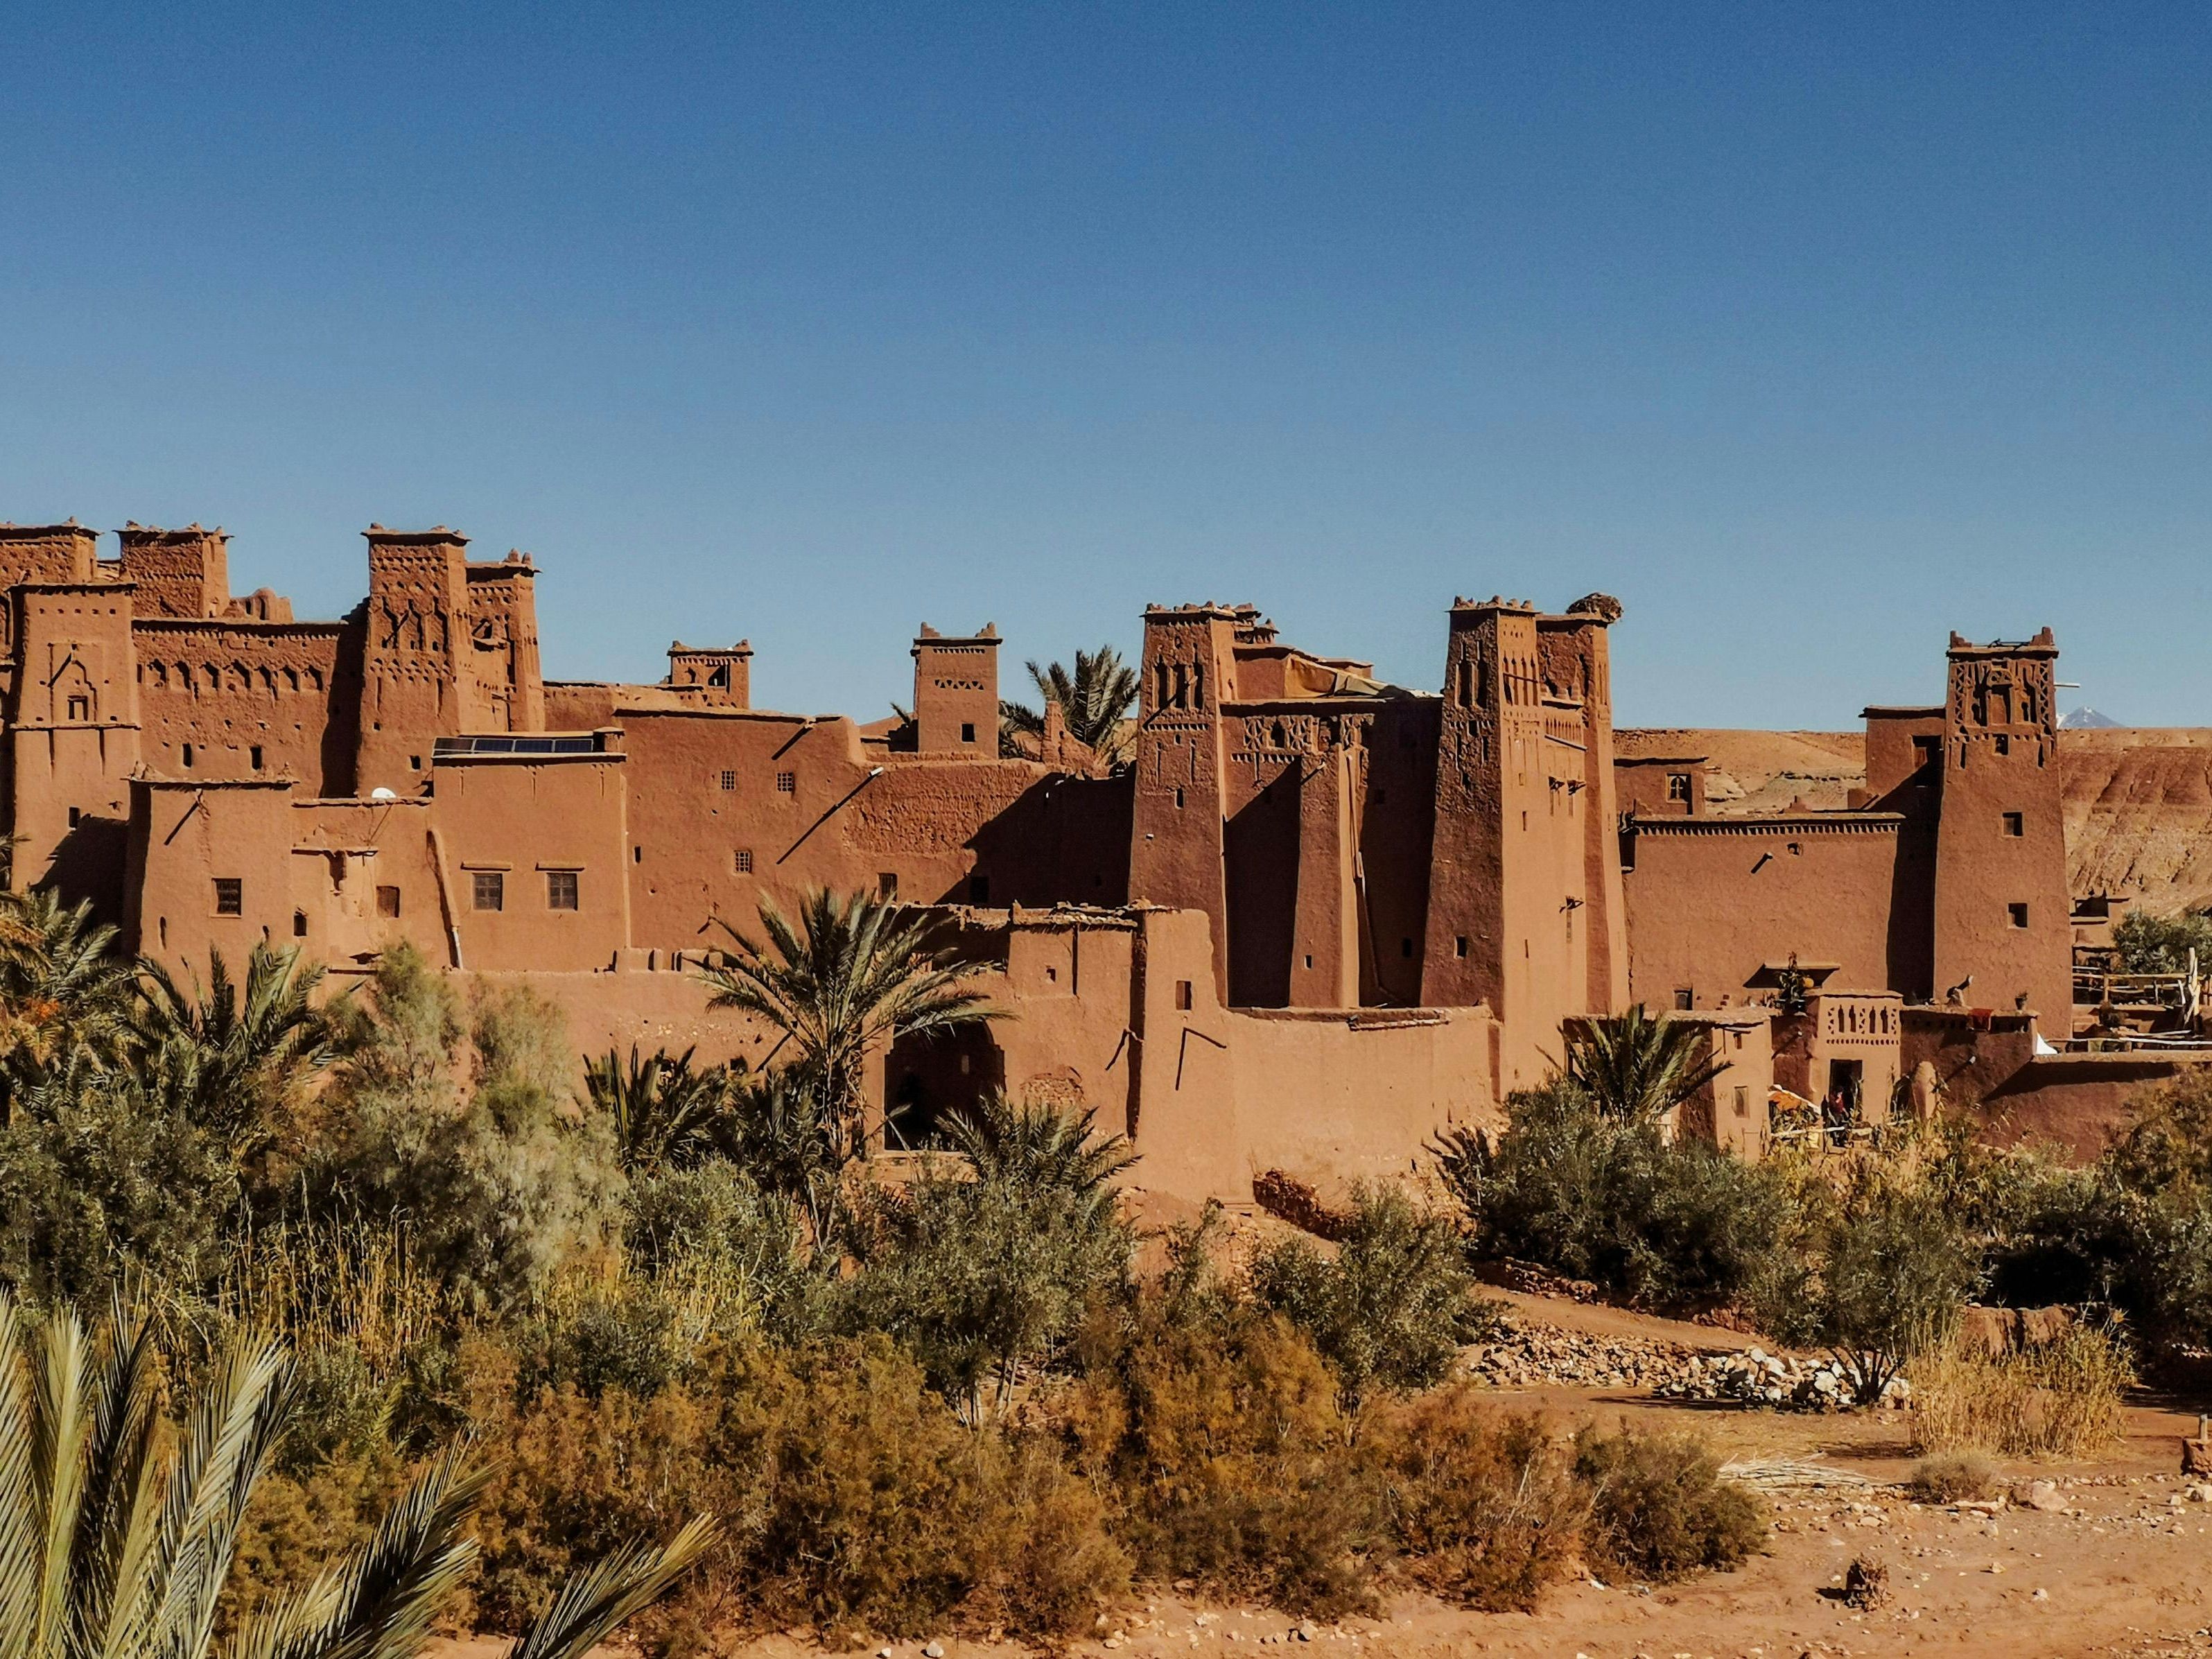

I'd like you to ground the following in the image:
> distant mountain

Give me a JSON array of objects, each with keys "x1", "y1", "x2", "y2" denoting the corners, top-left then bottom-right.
[{"x1": 2061, "y1": 706, "x2": 2122, "y2": 729}]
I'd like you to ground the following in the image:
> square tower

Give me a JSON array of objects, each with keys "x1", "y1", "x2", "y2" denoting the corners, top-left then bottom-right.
[
  {"x1": 1932, "y1": 629, "x2": 2071, "y2": 1032},
  {"x1": 666, "y1": 640, "x2": 753, "y2": 706},
  {"x1": 911, "y1": 624, "x2": 1000, "y2": 754}
]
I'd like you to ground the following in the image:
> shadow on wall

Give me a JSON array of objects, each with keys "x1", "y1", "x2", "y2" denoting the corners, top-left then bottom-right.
[
  {"x1": 43, "y1": 816, "x2": 128, "y2": 922},
  {"x1": 959, "y1": 773, "x2": 1135, "y2": 908},
  {"x1": 885, "y1": 1023, "x2": 1007, "y2": 1148}
]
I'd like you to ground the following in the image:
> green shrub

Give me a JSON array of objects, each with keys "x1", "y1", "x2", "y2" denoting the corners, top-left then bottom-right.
[
  {"x1": 314, "y1": 957, "x2": 625, "y2": 1312},
  {"x1": 1248, "y1": 1184, "x2": 1495, "y2": 1404},
  {"x1": 1571, "y1": 1423, "x2": 1764, "y2": 1583},
  {"x1": 1766, "y1": 1167, "x2": 1978, "y2": 1402},
  {"x1": 1368, "y1": 1389, "x2": 1583, "y2": 1612},
  {"x1": 2112, "y1": 908, "x2": 2212, "y2": 975},
  {"x1": 1438, "y1": 1081, "x2": 1791, "y2": 1310},
  {"x1": 847, "y1": 1102, "x2": 1134, "y2": 1416},
  {"x1": 1907, "y1": 1449, "x2": 1997, "y2": 1503}
]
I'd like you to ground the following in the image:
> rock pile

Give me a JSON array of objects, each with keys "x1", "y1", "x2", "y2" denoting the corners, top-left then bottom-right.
[
  {"x1": 1459, "y1": 1321, "x2": 1696, "y2": 1389},
  {"x1": 1654, "y1": 1347, "x2": 1911, "y2": 1411}
]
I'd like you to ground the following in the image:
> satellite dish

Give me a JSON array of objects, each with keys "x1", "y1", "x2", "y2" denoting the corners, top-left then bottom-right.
[{"x1": 370, "y1": 787, "x2": 397, "y2": 800}]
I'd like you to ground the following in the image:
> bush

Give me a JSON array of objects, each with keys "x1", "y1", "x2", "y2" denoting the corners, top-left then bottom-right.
[
  {"x1": 1249, "y1": 1185, "x2": 1495, "y2": 1404},
  {"x1": 1910, "y1": 1323, "x2": 2136, "y2": 1459},
  {"x1": 315, "y1": 955, "x2": 625, "y2": 1312},
  {"x1": 1368, "y1": 1389, "x2": 1583, "y2": 1612},
  {"x1": 1438, "y1": 1081, "x2": 1791, "y2": 1311},
  {"x1": 462, "y1": 1335, "x2": 1126, "y2": 1644},
  {"x1": 1764, "y1": 1166, "x2": 1978, "y2": 1403},
  {"x1": 1571, "y1": 1423, "x2": 1764, "y2": 1583},
  {"x1": 1908, "y1": 1450, "x2": 1997, "y2": 1503},
  {"x1": 2112, "y1": 908, "x2": 2212, "y2": 975},
  {"x1": 847, "y1": 1105, "x2": 1133, "y2": 1417},
  {"x1": 1068, "y1": 1298, "x2": 1377, "y2": 1617}
]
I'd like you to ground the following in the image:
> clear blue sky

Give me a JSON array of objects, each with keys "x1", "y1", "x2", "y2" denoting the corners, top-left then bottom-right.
[{"x1": 3, "y1": 3, "x2": 2206, "y2": 728}]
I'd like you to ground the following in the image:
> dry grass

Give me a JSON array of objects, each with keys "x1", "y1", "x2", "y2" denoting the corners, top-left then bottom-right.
[{"x1": 1909, "y1": 1323, "x2": 2135, "y2": 1459}]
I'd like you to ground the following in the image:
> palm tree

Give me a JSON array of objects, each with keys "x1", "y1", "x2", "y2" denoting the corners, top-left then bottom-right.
[
  {"x1": 941, "y1": 1093, "x2": 1136, "y2": 1228},
  {"x1": 696, "y1": 889, "x2": 998, "y2": 1161},
  {"x1": 584, "y1": 1044, "x2": 738, "y2": 1175},
  {"x1": 1000, "y1": 645, "x2": 1140, "y2": 766},
  {"x1": 0, "y1": 1287, "x2": 713, "y2": 1659},
  {"x1": 129, "y1": 944, "x2": 345, "y2": 1160},
  {"x1": 1562, "y1": 1005, "x2": 1729, "y2": 1123},
  {"x1": 718, "y1": 1064, "x2": 852, "y2": 1249},
  {"x1": 0, "y1": 887, "x2": 137, "y2": 1086}
]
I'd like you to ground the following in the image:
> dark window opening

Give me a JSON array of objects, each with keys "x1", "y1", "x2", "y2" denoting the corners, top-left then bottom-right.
[
  {"x1": 181, "y1": 743, "x2": 194, "y2": 769},
  {"x1": 1400, "y1": 937, "x2": 1414, "y2": 959},
  {"x1": 213, "y1": 878, "x2": 242, "y2": 916},
  {"x1": 67, "y1": 807, "x2": 80, "y2": 828},
  {"x1": 1994, "y1": 734, "x2": 2011, "y2": 756},
  {"x1": 1674, "y1": 987, "x2": 1694, "y2": 1010},
  {"x1": 878, "y1": 872, "x2": 899, "y2": 898},
  {"x1": 1303, "y1": 953, "x2": 1314, "y2": 969},
  {"x1": 472, "y1": 871, "x2": 505, "y2": 912},
  {"x1": 1174, "y1": 980, "x2": 1194, "y2": 1011},
  {"x1": 2008, "y1": 902, "x2": 2030, "y2": 929},
  {"x1": 250, "y1": 745, "x2": 263, "y2": 770},
  {"x1": 2003, "y1": 811, "x2": 2023, "y2": 837},
  {"x1": 546, "y1": 870, "x2": 579, "y2": 911},
  {"x1": 1454, "y1": 935, "x2": 1469, "y2": 958},
  {"x1": 633, "y1": 846, "x2": 642, "y2": 863},
  {"x1": 292, "y1": 910, "x2": 308, "y2": 937},
  {"x1": 960, "y1": 722, "x2": 976, "y2": 743},
  {"x1": 1174, "y1": 785, "x2": 1185, "y2": 809},
  {"x1": 1665, "y1": 772, "x2": 1691, "y2": 802},
  {"x1": 408, "y1": 754, "x2": 421, "y2": 771},
  {"x1": 376, "y1": 885, "x2": 401, "y2": 919},
  {"x1": 1913, "y1": 736, "x2": 1940, "y2": 770},
  {"x1": 66, "y1": 695, "x2": 89, "y2": 722}
]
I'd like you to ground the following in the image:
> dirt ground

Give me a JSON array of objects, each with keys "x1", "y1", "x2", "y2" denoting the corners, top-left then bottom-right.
[{"x1": 430, "y1": 1292, "x2": 2212, "y2": 1659}]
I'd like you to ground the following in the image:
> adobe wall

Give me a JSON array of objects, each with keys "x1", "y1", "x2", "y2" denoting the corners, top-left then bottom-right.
[
  {"x1": 132, "y1": 620, "x2": 357, "y2": 794},
  {"x1": 1623, "y1": 816, "x2": 1901, "y2": 1009},
  {"x1": 1975, "y1": 1051, "x2": 2212, "y2": 1163},
  {"x1": 1665, "y1": 1010, "x2": 1775, "y2": 1160},
  {"x1": 433, "y1": 747, "x2": 632, "y2": 971}
]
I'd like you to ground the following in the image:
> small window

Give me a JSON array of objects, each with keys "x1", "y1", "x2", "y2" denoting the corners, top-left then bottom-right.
[
  {"x1": 719, "y1": 769, "x2": 737, "y2": 791},
  {"x1": 1454, "y1": 935, "x2": 1468, "y2": 958},
  {"x1": 775, "y1": 770, "x2": 796, "y2": 793},
  {"x1": 734, "y1": 849, "x2": 754, "y2": 874},
  {"x1": 1913, "y1": 736, "x2": 1940, "y2": 770},
  {"x1": 472, "y1": 871, "x2": 505, "y2": 912},
  {"x1": 376, "y1": 885, "x2": 401, "y2": 919},
  {"x1": 1994, "y1": 734, "x2": 2011, "y2": 756},
  {"x1": 1174, "y1": 785, "x2": 1185, "y2": 809},
  {"x1": 181, "y1": 742, "x2": 194, "y2": 769},
  {"x1": 1303, "y1": 953, "x2": 1314, "y2": 969},
  {"x1": 213, "y1": 878, "x2": 242, "y2": 916},
  {"x1": 1674, "y1": 987, "x2": 1694, "y2": 1010},
  {"x1": 292, "y1": 910, "x2": 308, "y2": 937},
  {"x1": 2008, "y1": 902, "x2": 2030, "y2": 930},
  {"x1": 67, "y1": 807, "x2": 80, "y2": 828},
  {"x1": 66, "y1": 695, "x2": 89, "y2": 722},
  {"x1": 633, "y1": 846, "x2": 642, "y2": 863},
  {"x1": 969, "y1": 873, "x2": 990, "y2": 904},
  {"x1": 409, "y1": 754, "x2": 422, "y2": 771},
  {"x1": 878, "y1": 872, "x2": 899, "y2": 898},
  {"x1": 1665, "y1": 772, "x2": 1691, "y2": 802},
  {"x1": 546, "y1": 870, "x2": 579, "y2": 911},
  {"x1": 2002, "y1": 811, "x2": 2023, "y2": 837},
  {"x1": 1400, "y1": 937, "x2": 1414, "y2": 959},
  {"x1": 960, "y1": 722, "x2": 976, "y2": 744},
  {"x1": 1733, "y1": 1085, "x2": 1749, "y2": 1119},
  {"x1": 250, "y1": 745, "x2": 264, "y2": 770},
  {"x1": 1174, "y1": 980, "x2": 1194, "y2": 1011}
]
